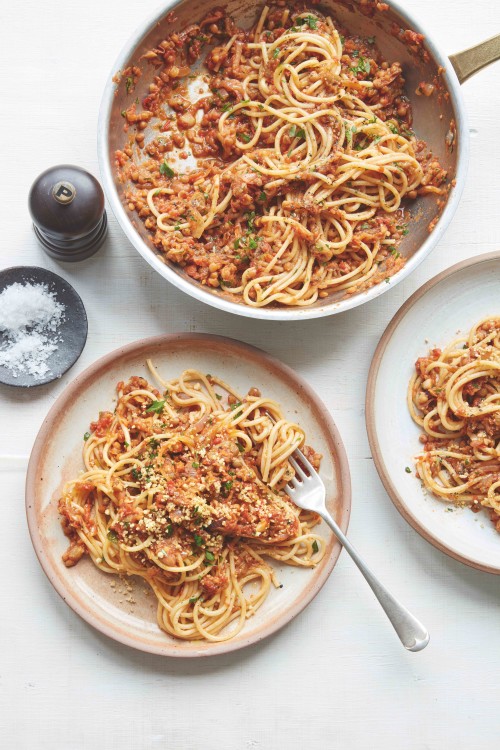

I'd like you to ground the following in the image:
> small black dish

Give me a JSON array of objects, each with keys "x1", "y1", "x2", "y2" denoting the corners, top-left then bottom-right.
[{"x1": 0, "y1": 266, "x2": 88, "y2": 387}]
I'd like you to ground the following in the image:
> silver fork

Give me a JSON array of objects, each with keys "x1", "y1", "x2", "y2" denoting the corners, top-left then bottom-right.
[{"x1": 286, "y1": 451, "x2": 429, "y2": 652}]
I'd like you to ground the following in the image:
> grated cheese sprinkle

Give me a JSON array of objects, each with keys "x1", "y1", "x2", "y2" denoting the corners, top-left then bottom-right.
[{"x1": 0, "y1": 282, "x2": 65, "y2": 380}]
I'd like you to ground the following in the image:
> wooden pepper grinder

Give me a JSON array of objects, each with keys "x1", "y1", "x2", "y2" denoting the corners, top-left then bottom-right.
[{"x1": 29, "y1": 165, "x2": 107, "y2": 261}]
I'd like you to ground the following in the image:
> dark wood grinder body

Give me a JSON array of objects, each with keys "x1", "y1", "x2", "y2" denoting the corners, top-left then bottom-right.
[{"x1": 29, "y1": 165, "x2": 107, "y2": 261}]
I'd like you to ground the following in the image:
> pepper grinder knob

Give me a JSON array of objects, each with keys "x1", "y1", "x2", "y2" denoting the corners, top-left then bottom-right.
[{"x1": 29, "y1": 164, "x2": 107, "y2": 261}]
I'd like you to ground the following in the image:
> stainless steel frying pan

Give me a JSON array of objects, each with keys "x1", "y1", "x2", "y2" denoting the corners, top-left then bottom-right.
[{"x1": 98, "y1": 0, "x2": 500, "y2": 320}]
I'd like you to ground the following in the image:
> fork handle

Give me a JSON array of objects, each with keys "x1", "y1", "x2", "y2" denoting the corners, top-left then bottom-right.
[{"x1": 320, "y1": 510, "x2": 429, "y2": 652}]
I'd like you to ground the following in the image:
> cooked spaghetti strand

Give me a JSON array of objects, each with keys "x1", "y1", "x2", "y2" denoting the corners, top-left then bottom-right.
[
  {"x1": 408, "y1": 317, "x2": 500, "y2": 530},
  {"x1": 58, "y1": 368, "x2": 325, "y2": 641},
  {"x1": 119, "y1": 5, "x2": 447, "y2": 308}
]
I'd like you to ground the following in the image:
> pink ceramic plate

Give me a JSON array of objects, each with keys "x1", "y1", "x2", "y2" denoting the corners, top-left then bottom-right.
[
  {"x1": 26, "y1": 334, "x2": 351, "y2": 656},
  {"x1": 366, "y1": 253, "x2": 500, "y2": 573}
]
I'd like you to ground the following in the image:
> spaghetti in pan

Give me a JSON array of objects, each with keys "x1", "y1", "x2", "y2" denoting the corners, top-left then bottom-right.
[
  {"x1": 58, "y1": 366, "x2": 325, "y2": 642},
  {"x1": 408, "y1": 317, "x2": 500, "y2": 531},
  {"x1": 117, "y1": 4, "x2": 447, "y2": 308}
]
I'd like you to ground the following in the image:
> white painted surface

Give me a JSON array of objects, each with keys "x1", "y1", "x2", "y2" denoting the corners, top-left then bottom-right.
[{"x1": 1, "y1": 1, "x2": 499, "y2": 747}]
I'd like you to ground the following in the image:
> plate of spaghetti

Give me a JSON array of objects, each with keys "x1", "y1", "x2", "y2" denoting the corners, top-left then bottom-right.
[
  {"x1": 367, "y1": 252, "x2": 500, "y2": 573},
  {"x1": 26, "y1": 334, "x2": 350, "y2": 655},
  {"x1": 100, "y1": 0, "x2": 461, "y2": 319}
]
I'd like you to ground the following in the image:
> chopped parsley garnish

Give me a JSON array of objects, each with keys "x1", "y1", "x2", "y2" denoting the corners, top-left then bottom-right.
[
  {"x1": 83, "y1": 431, "x2": 90, "y2": 441},
  {"x1": 396, "y1": 225, "x2": 409, "y2": 235},
  {"x1": 165, "y1": 524, "x2": 174, "y2": 537},
  {"x1": 189, "y1": 596, "x2": 200, "y2": 604},
  {"x1": 289, "y1": 125, "x2": 306, "y2": 139},
  {"x1": 238, "y1": 132, "x2": 251, "y2": 143},
  {"x1": 236, "y1": 441, "x2": 245, "y2": 453},
  {"x1": 245, "y1": 211, "x2": 256, "y2": 232},
  {"x1": 131, "y1": 467, "x2": 141, "y2": 481},
  {"x1": 146, "y1": 400, "x2": 165, "y2": 414},
  {"x1": 193, "y1": 533, "x2": 204, "y2": 547},
  {"x1": 120, "y1": 110, "x2": 126, "y2": 118},
  {"x1": 350, "y1": 57, "x2": 371, "y2": 76},
  {"x1": 205, "y1": 550, "x2": 215, "y2": 563},
  {"x1": 160, "y1": 161, "x2": 175, "y2": 178},
  {"x1": 388, "y1": 123, "x2": 399, "y2": 134},
  {"x1": 296, "y1": 15, "x2": 318, "y2": 30},
  {"x1": 192, "y1": 461, "x2": 200, "y2": 468},
  {"x1": 405, "y1": 466, "x2": 412, "y2": 473},
  {"x1": 344, "y1": 122, "x2": 357, "y2": 146},
  {"x1": 125, "y1": 76, "x2": 133, "y2": 93},
  {"x1": 216, "y1": 393, "x2": 222, "y2": 400},
  {"x1": 248, "y1": 236, "x2": 259, "y2": 250},
  {"x1": 258, "y1": 191, "x2": 267, "y2": 202},
  {"x1": 273, "y1": 47, "x2": 281, "y2": 58},
  {"x1": 312, "y1": 540, "x2": 319, "y2": 554},
  {"x1": 234, "y1": 238, "x2": 241, "y2": 249},
  {"x1": 221, "y1": 480, "x2": 233, "y2": 497},
  {"x1": 389, "y1": 246, "x2": 400, "y2": 258},
  {"x1": 107, "y1": 530, "x2": 118, "y2": 543},
  {"x1": 367, "y1": 36, "x2": 376, "y2": 44}
]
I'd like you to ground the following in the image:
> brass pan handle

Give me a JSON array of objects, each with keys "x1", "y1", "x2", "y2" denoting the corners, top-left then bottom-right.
[{"x1": 450, "y1": 33, "x2": 500, "y2": 83}]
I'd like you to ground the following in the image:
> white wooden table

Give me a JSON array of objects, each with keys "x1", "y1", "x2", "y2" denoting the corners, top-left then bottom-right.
[{"x1": 1, "y1": 1, "x2": 499, "y2": 747}]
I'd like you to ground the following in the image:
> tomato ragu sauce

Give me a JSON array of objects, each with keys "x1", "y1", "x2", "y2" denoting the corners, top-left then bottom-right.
[{"x1": 116, "y1": 2, "x2": 447, "y2": 308}]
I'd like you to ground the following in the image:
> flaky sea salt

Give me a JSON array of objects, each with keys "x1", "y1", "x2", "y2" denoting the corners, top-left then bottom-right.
[
  {"x1": 0, "y1": 282, "x2": 65, "y2": 380},
  {"x1": 0, "y1": 282, "x2": 63, "y2": 333}
]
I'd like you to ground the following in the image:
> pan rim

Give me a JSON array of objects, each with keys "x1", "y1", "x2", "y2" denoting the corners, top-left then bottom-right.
[{"x1": 97, "y1": 0, "x2": 469, "y2": 321}]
